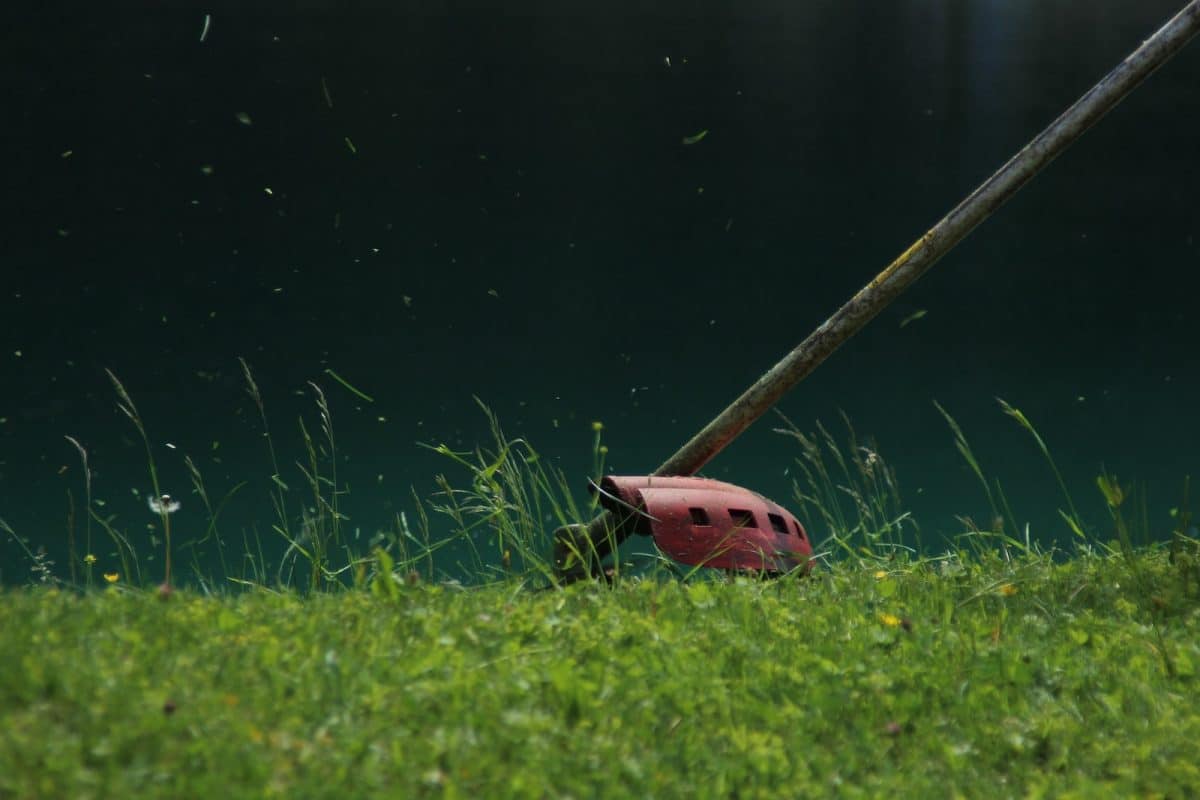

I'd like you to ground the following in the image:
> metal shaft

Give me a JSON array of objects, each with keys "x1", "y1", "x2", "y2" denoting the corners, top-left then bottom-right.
[
  {"x1": 556, "y1": 0, "x2": 1200, "y2": 577},
  {"x1": 658, "y1": 0, "x2": 1200, "y2": 478}
]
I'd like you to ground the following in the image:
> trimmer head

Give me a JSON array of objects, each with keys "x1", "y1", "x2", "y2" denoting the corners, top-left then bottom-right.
[{"x1": 589, "y1": 475, "x2": 812, "y2": 574}]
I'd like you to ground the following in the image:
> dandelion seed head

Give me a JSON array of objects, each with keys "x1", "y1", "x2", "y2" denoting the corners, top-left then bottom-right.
[{"x1": 148, "y1": 494, "x2": 181, "y2": 515}]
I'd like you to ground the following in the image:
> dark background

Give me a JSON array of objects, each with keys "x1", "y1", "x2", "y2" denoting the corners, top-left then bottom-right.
[{"x1": 3, "y1": 1, "x2": 1198, "y2": 584}]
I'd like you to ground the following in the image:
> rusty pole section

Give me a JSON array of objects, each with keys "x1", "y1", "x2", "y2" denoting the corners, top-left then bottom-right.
[{"x1": 556, "y1": 0, "x2": 1200, "y2": 578}]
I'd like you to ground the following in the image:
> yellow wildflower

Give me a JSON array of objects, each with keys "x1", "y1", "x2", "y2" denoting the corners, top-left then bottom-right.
[
  {"x1": 103, "y1": 572, "x2": 120, "y2": 583},
  {"x1": 998, "y1": 583, "x2": 1018, "y2": 597},
  {"x1": 874, "y1": 570, "x2": 888, "y2": 580},
  {"x1": 84, "y1": 554, "x2": 97, "y2": 565},
  {"x1": 879, "y1": 612, "x2": 902, "y2": 628}
]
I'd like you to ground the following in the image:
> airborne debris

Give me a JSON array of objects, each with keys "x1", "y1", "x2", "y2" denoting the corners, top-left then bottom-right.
[{"x1": 682, "y1": 129, "x2": 708, "y2": 145}]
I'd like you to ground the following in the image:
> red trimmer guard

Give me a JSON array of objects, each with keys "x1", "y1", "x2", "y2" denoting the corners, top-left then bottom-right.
[{"x1": 592, "y1": 475, "x2": 812, "y2": 573}]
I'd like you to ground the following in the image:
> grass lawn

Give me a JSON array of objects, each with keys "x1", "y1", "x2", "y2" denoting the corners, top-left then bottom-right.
[
  {"x1": 2, "y1": 548, "x2": 1199, "y2": 799},
  {"x1": 3, "y1": 374, "x2": 1198, "y2": 796}
]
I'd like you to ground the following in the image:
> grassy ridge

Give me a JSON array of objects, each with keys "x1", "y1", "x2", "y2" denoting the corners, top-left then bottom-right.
[
  {"x1": 3, "y1": 370, "x2": 1199, "y2": 796},
  {"x1": 2, "y1": 549, "x2": 1199, "y2": 798}
]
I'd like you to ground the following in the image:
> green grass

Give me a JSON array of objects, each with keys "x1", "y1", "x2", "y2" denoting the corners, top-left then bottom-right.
[
  {"x1": 2, "y1": 550, "x2": 1199, "y2": 798},
  {"x1": 2, "y1": 370, "x2": 1199, "y2": 796}
]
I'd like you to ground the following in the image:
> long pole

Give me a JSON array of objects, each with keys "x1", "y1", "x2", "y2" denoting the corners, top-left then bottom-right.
[{"x1": 556, "y1": 0, "x2": 1200, "y2": 578}]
